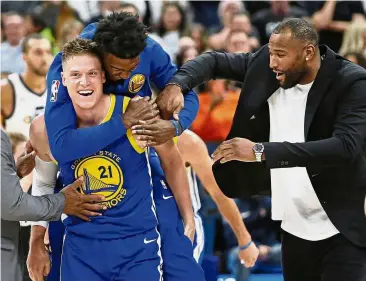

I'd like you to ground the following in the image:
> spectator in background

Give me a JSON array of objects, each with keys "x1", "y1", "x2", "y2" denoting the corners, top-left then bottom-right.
[
  {"x1": 8, "y1": 132, "x2": 33, "y2": 193},
  {"x1": 24, "y1": 8, "x2": 59, "y2": 54},
  {"x1": 208, "y1": 0, "x2": 245, "y2": 50},
  {"x1": 344, "y1": 52, "x2": 366, "y2": 69},
  {"x1": 1, "y1": 12, "x2": 26, "y2": 76},
  {"x1": 185, "y1": 23, "x2": 208, "y2": 54},
  {"x1": 307, "y1": 0, "x2": 365, "y2": 52},
  {"x1": 156, "y1": 2, "x2": 187, "y2": 60},
  {"x1": 252, "y1": 0, "x2": 308, "y2": 46},
  {"x1": 34, "y1": 1, "x2": 81, "y2": 46},
  {"x1": 177, "y1": 36, "x2": 197, "y2": 56},
  {"x1": 230, "y1": 12, "x2": 260, "y2": 51},
  {"x1": 66, "y1": 0, "x2": 99, "y2": 24},
  {"x1": 57, "y1": 19, "x2": 84, "y2": 50},
  {"x1": 87, "y1": 0, "x2": 123, "y2": 25},
  {"x1": 1, "y1": 1, "x2": 40, "y2": 15},
  {"x1": 1, "y1": 34, "x2": 52, "y2": 134},
  {"x1": 339, "y1": 20, "x2": 366, "y2": 57}
]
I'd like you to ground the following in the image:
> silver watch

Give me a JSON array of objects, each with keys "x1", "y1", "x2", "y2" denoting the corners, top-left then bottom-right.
[{"x1": 252, "y1": 143, "x2": 264, "y2": 162}]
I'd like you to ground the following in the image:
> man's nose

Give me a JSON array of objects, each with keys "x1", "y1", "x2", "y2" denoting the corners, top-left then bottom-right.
[
  {"x1": 79, "y1": 75, "x2": 90, "y2": 86},
  {"x1": 269, "y1": 56, "x2": 278, "y2": 69}
]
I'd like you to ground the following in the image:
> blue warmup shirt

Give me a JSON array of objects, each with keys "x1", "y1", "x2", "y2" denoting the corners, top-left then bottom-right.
[{"x1": 45, "y1": 23, "x2": 199, "y2": 164}]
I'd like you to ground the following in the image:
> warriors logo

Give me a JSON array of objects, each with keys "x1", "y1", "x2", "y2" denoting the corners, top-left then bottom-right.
[
  {"x1": 74, "y1": 155, "x2": 126, "y2": 208},
  {"x1": 128, "y1": 74, "x2": 145, "y2": 94}
]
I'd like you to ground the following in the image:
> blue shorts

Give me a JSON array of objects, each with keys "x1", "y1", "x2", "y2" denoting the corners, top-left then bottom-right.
[
  {"x1": 61, "y1": 227, "x2": 163, "y2": 281},
  {"x1": 153, "y1": 179, "x2": 205, "y2": 281}
]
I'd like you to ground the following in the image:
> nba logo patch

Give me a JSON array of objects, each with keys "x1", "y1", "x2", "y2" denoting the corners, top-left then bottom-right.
[{"x1": 50, "y1": 80, "x2": 60, "y2": 102}]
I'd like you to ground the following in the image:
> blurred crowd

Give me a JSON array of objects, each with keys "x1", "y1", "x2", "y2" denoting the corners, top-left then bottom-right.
[{"x1": 1, "y1": 1, "x2": 365, "y2": 281}]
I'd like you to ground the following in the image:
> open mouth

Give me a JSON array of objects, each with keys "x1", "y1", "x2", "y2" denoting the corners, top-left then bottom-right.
[
  {"x1": 274, "y1": 71, "x2": 285, "y2": 81},
  {"x1": 78, "y1": 90, "x2": 94, "y2": 96}
]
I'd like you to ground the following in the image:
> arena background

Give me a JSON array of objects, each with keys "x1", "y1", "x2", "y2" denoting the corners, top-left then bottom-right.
[{"x1": 1, "y1": 1, "x2": 365, "y2": 281}]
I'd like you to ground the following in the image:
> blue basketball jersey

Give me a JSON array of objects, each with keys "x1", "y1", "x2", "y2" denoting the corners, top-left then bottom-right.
[{"x1": 59, "y1": 95, "x2": 157, "y2": 239}]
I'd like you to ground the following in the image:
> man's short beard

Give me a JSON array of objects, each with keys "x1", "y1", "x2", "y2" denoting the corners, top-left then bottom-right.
[
  {"x1": 282, "y1": 67, "x2": 307, "y2": 89},
  {"x1": 28, "y1": 61, "x2": 47, "y2": 77}
]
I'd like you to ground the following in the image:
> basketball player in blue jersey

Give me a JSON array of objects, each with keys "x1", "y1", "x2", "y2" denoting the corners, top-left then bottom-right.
[
  {"x1": 148, "y1": 130, "x2": 259, "y2": 279},
  {"x1": 33, "y1": 38, "x2": 196, "y2": 281},
  {"x1": 45, "y1": 12, "x2": 199, "y2": 165}
]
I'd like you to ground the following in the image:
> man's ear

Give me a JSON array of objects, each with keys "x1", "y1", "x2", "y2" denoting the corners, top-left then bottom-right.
[
  {"x1": 61, "y1": 72, "x2": 67, "y2": 86},
  {"x1": 305, "y1": 44, "x2": 316, "y2": 61},
  {"x1": 101, "y1": 71, "x2": 106, "y2": 84}
]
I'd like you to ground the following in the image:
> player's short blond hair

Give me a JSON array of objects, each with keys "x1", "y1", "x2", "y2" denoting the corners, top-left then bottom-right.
[{"x1": 62, "y1": 38, "x2": 102, "y2": 65}]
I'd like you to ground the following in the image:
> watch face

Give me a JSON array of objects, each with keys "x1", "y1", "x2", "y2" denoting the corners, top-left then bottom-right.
[{"x1": 254, "y1": 143, "x2": 264, "y2": 152}]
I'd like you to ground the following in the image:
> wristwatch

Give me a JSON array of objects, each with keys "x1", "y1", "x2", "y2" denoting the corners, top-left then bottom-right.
[{"x1": 252, "y1": 143, "x2": 264, "y2": 162}]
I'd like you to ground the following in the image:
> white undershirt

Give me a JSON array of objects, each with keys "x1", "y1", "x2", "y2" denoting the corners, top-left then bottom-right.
[{"x1": 267, "y1": 82, "x2": 339, "y2": 241}]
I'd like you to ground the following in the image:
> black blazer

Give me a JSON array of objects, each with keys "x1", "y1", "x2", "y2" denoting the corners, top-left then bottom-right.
[{"x1": 171, "y1": 45, "x2": 366, "y2": 247}]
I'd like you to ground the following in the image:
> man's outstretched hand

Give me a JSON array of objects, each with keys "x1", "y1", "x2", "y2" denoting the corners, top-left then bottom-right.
[
  {"x1": 156, "y1": 84, "x2": 184, "y2": 121},
  {"x1": 61, "y1": 177, "x2": 106, "y2": 221}
]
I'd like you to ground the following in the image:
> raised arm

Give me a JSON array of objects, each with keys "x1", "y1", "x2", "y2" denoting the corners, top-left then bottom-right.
[
  {"x1": 168, "y1": 51, "x2": 255, "y2": 94},
  {"x1": 154, "y1": 139, "x2": 195, "y2": 242}
]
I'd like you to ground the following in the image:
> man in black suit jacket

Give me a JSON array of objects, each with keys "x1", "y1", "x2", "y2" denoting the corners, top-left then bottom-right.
[{"x1": 134, "y1": 18, "x2": 366, "y2": 281}]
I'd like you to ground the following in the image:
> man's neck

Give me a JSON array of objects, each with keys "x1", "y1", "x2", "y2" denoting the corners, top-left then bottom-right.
[
  {"x1": 21, "y1": 71, "x2": 46, "y2": 95},
  {"x1": 75, "y1": 94, "x2": 111, "y2": 128}
]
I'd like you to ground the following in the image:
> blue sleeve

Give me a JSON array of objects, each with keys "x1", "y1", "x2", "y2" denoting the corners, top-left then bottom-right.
[
  {"x1": 149, "y1": 39, "x2": 199, "y2": 131},
  {"x1": 45, "y1": 53, "x2": 126, "y2": 164}
]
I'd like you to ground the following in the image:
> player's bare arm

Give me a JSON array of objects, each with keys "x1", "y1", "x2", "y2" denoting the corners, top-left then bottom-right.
[
  {"x1": 29, "y1": 115, "x2": 54, "y2": 162},
  {"x1": 0, "y1": 78, "x2": 15, "y2": 128},
  {"x1": 177, "y1": 130, "x2": 259, "y2": 267},
  {"x1": 28, "y1": 115, "x2": 58, "y2": 281},
  {"x1": 154, "y1": 139, "x2": 195, "y2": 243}
]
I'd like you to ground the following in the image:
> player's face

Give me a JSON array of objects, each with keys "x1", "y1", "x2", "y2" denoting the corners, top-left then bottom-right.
[
  {"x1": 269, "y1": 32, "x2": 309, "y2": 89},
  {"x1": 23, "y1": 38, "x2": 53, "y2": 76},
  {"x1": 62, "y1": 55, "x2": 106, "y2": 110},
  {"x1": 103, "y1": 53, "x2": 139, "y2": 81}
]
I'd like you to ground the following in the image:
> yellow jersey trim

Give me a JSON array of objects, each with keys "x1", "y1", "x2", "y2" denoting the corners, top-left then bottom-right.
[
  {"x1": 122, "y1": 96, "x2": 145, "y2": 154},
  {"x1": 101, "y1": 94, "x2": 116, "y2": 124}
]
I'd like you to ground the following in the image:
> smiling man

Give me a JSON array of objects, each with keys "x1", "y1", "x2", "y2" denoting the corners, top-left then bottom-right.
[
  {"x1": 159, "y1": 18, "x2": 366, "y2": 281},
  {"x1": 45, "y1": 12, "x2": 199, "y2": 165}
]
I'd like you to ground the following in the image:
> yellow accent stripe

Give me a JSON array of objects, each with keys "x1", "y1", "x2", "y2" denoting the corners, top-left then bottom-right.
[
  {"x1": 127, "y1": 129, "x2": 145, "y2": 154},
  {"x1": 123, "y1": 96, "x2": 145, "y2": 154},
  {"x1": 101, "y1": 94, "x2": 116, "y2": 124},
  {"x1": 173, "y1": 136, "x2": 178, "y2": 144},
  {"x1": 122, "y1": 96, "x2": 130, "y2": 113}
]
